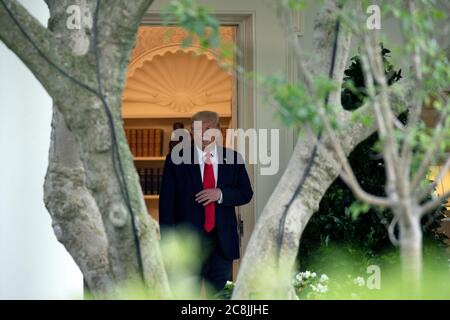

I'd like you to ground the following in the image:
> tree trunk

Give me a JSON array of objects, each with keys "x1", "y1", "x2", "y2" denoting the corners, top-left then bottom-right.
[
  {"x1": 233, "y1": 0, "x2": 354, "y2": 299},
  {"x1": 42, "y1": 1, "x2": 114, "y2": 297},
  {"x1": 232, "y1": 0, "x2": 416, "y2": 298},
  {"x1": 398, "y1": 213, "x2": 422, "y2": 293},
  {"x1": 232, "y1": 132, "x2": 341, "y2": 299},
  {"x1": 232, "y1": 123, "x2": 379, "y2": 298},
  {"x1": 0, "y1": 0, "x2": 173, "y2": 298},
  {"x1": 44, "y1": 107, "x2": 114, "y2": 297}
]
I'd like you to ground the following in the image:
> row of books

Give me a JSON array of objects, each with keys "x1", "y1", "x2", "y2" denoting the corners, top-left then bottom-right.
[
  {"x1": 125, "y1": 128, "x2": 163, "y2": 157},
  {"x1": 138, "y1": 168, "x2": 163, "y2": 195}
]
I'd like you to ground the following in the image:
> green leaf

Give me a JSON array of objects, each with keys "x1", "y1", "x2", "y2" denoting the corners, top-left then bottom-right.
[{"x1": 349, "y1": 201, "x2": 371, "y2": 221}]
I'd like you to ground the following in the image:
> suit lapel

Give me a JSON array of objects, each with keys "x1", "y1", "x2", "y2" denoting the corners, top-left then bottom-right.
[
  {"x1": 187, "y1": 144, "x2": 203, "y2": 193},
  {"x1": 216, "y1": 146, "x2": 227, "y2": 190}
]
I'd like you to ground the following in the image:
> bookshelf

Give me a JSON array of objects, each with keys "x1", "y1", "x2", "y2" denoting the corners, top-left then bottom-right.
[
  {"x1": 134, "y1": 157, "x2": 165, "y2": 161},
  {"x1": 144, "y1": 195, "x2": 160, "y2": 200},
  {"x1": 123, "y1": 115, "x2": 232, "y2": 222}
]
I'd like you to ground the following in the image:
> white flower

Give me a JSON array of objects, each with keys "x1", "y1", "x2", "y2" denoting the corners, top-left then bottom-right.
[
  {"x1": 295, "y1": 273, "x2": 303, "y2": 281},
  {"x1": 316, "y1": 283, "x2": 328, "y2": 293},
  {"x1": 353, "y1": 276, "x2": 365, "y2": 287},
  {"x1": 311, "y1": 272, "x2": 317, "y2": 278},
  {"x1": 310, "y1": 283, "x2": 328, "y2": 294},
  {"x1": 319, "y1": 274, "x2": 329, "y2": 283},
  {"x1": 303, "y1": 271, "x2": 311, "y2": 279}
]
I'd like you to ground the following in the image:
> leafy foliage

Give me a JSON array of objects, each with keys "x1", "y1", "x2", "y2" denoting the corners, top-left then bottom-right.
[
  {"x1": 298, "y1": 46, "x2": 449, "y2": 273},
  {"x1": 161, "y1": 0, "x2": 237, "y2": 68},
  {"x1": 341, "y1": 45, "x2": 402, "y2": 111},
  {"x1": 162, "y1": 0, "x2": 220, "y2": 48},
  {"x1": 259, "y1": 73, "x2": 341, "y2": 132}
]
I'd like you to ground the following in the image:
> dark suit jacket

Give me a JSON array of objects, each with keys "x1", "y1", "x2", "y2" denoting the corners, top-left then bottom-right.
[{"x1": 159, "y1": 144, "x2": 253, "y2": 260}]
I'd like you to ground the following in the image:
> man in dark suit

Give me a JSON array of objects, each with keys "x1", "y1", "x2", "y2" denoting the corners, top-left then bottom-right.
[{"x1": 159, "y1": 110, "x2": 253, "y2": 297}]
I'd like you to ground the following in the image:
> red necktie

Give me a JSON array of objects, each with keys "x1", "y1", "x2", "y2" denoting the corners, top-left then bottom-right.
[{"x1": 203, "y1": 152, "x2": 215, "y2": 232}]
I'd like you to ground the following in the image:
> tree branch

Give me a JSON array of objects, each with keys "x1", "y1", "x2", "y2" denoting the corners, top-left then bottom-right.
[
  {"x1": 411, "y1": 93, "x2": 450, "y2": 190},
  {"x1": 96, "y1": 0, "x2": 154, "y2": 44},
  {"x1": 364, "y1": 34, "x2": 404, "y2": 199},
  {"x1": 313, "y1": 132, "x2": 393, "y2": 207},
  {"x1": 0, "y1": 0, "x2": 98, "y2": 99},
  {"x1": 342, "y1": 79, "x2": 415, "y2": 153},
  {"x1": 81, "y1": 0, "x2": 155, "y2": 96},
  {"x1": 417, "y1": 154, "x2": 450, "y2": 202},
  {"x1": 336, "y1": 81, "x2": 415, "y2": 203},
  {"x1": 419, "y1": 188, "x2": 450, "y2": 216}
]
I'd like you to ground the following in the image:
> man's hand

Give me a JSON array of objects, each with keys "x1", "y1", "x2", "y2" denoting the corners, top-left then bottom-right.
[{"x1": 195, "y1": 188, "x2": 222, "y2": 206}]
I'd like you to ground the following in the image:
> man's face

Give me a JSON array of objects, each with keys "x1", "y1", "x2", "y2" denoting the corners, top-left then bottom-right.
[{"x1": 193, "y1": 118, "x2": 219, "y2": 150}]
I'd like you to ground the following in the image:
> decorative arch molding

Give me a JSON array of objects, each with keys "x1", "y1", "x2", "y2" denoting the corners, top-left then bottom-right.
[
  {"x1": 130, "y1": 25, "x2": 235, "y2": 59},
  {"x1": 127, "y1": 44, "x2": 225, "y2": 78},
  {"x1": 122, "y1": 25, "x2": 235, "y2": 118},
  {"x1": 122, "y1": 49, "x2": 232, "y2": 117},
  {"x1": 126, "y1": 25, "x2": 235, "y2": 77}
]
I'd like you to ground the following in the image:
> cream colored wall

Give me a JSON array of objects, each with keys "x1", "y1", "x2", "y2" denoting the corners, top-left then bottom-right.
[
  {"x1": 0, "y1": 0, "x2": 83, "y2": 299},
  {"x1": 150, "y1": 0, "x2": 296, "y2": 221},
  {"x1": 299, "y1": 2, "x2": 407, "y2": 69}
]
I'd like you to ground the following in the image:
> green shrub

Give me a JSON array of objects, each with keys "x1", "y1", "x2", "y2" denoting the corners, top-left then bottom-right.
[{"x1": 298, "y1": 45, "x2": 449, "y2": 274}]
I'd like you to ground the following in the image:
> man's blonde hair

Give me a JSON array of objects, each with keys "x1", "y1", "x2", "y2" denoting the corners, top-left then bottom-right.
[{"x1": 191, "y1": 110, "x2": 220, "y2": 128}]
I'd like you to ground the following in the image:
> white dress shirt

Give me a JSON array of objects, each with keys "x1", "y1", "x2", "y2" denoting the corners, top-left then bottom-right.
[{"x1": 195, "y1": 144, "x2": 223, "y2": 203}]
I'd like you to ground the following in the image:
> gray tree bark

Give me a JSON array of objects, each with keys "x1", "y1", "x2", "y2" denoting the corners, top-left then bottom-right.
[
  {"x1": 398, "y1": 210, "x2": 422, "y2": 290},
  {"x1": 231, "y1": 93, "x2": 412, "y2": 299},
  {"x1": 0, "y1": 0, "x2": 170, "y2": 298},
  {"x1": 43, "y1": 0, "x2": 115, "y2": 297},
  {"x1": 232, "y1": 0, "x2": 414, "y2": 299}
]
